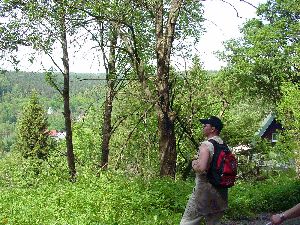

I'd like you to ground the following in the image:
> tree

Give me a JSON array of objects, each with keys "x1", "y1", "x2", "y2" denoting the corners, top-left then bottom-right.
[
  {"x1": 219, "y1": 0, "x2": 300, "y2": 178},
  {"x1": 68, "y1": 2, "x2": 131, "y2": 170},
  {"x1": 0, "y1": 0, "x2": 78, "y2": 180},
  {"x1": 221, "y1": 0, "x2": 299, "y2": 103},
  {"x1": 15, "y1": 91, "x2": 51, "y2": 160},
  {"x1": 153, "y1": 0, "x2": 181, "y2": 178},
  {"x1": 80, "y1": 0, "x2": 204, "y2": 177},
  {"x1": 55, "y1": 0, "x2": 76, "y2": 180},
  {"x1": 98, "y1": 21, "x2": 119, "y2": 169},
  {"x1": 121, "y1": 0, "x2": 204, "y2": 178}
]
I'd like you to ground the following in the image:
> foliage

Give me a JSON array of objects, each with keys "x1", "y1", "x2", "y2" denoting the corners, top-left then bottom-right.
[
  {"x1": 0, "y1": 134, "x2": 15, "y2": 153},
  {"x1": 221, "y1": 0, "x2": 300, "y2": 103},
  {"x1": 227, "y1": 170, "x2": 300, "y2": 220},
  {"x1": 15, "y1": 91, "x2": 52, "y2": 160},
  {"x1": 277, "y1": 82, "x2": 300, "y2": 176},
  {"x1": 108, "y1": 81, "x2": 160, "y2": 176},
  {"x1": 216, "y1": 0, "x2": 299, "y2": 179},
  {"x1": 1, "y1": 1, "x2": 299, "y2": 221},
  {"x1": 173, "y1": 58, "x2": 271, "y2": 179},
  {"x1": 277, "y1": 82, "x2": 300, "y2": 142},
  {"x1": 0, "y1": 150, "x2": 190, "y2": 225},
  {"x1": 72, "y1": 104, "x2": 103, "y2": 169},
  {"x1": 0, "y1": 71, "x2": 104, "y2": 151},
  {"x1": 0, "y1": 150, "x2": 299, "y2": 225}
]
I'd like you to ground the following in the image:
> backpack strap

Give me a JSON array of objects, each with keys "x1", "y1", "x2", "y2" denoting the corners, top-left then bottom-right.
[
  {"x1": 208, "y1": 139, "x2": 230, "y2": 153},
  {"x1": 208, "y1": 139, "x2": 218, "y2": 153},
  {"x1": 207, "y1": 139, "x2": 230, "y2": 171},
  {"x1": 207, "y1": 139, "x2": 221, "y2": 168}
]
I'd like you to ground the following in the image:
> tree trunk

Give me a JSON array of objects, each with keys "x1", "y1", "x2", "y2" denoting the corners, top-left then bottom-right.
[
  {"x1": 59, "y1": 5, "x2": 76, "y2": 181},
  {"x1": 158, "y1": 110, "x2": 177, "y2": 177},
  {"x1": 100, "y1": 23, "x2": 118, "y2": 169},
  {"x1": 155, "y1": 0, "x2": 183, "y2": 178},
  {"x1": 101, "y1": 81, "x2": 114, "y2": 169}
]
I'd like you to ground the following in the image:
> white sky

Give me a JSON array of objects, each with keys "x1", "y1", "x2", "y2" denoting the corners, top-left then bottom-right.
[
  {"x1": 196, "y1": 0, "x2": 267, "y2": 71},
  {"x1": 1, "y1": 0, "x2": 267, "y2": 73}
]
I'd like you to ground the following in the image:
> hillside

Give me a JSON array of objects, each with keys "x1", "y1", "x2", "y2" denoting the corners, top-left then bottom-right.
[{"x1": 0, "y1": 71, "x2": 105, "y2": 151}]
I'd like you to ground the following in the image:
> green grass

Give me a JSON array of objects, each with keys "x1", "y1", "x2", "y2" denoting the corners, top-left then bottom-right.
[
  {"x1": 0, "y1": 155, "x2": 299, "y2": 224},
  {"x1": 227, "y1": 171, "x2": 300, "y2": 220},
  {"x1": 0, "y1": 170, "x2": 192, "y2": 225}
]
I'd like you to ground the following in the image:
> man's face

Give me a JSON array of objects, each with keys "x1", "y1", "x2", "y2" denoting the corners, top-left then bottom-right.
[{"x1": 202, "y1": 123, "x2": 213, "y2": 137}]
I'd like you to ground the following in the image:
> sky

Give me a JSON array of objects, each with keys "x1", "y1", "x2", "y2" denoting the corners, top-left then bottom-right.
[
  {"x1": 1, "y1": 0, "x2": 267, "y2": 73},
  {"x1": 196, "y1": 0, "x2": 267, "y2": 71}
]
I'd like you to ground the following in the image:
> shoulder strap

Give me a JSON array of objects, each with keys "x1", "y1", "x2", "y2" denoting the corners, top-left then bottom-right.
[
  {"x1": 207, "y1": 139, "x2": 220, "y2": 169},
  {"x1": 208, "y1": 139, "x2": 218, "y2": 153},
  {"x1": 208, "y1": 139, "x2": 230, "y2": 153}
]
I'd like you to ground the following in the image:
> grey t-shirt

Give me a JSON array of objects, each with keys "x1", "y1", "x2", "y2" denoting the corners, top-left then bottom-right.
[{"x1": 199, "y1": 135, "x2": 223, "y2": 159}]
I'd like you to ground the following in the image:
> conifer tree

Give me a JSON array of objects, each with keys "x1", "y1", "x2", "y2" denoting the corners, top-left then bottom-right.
[{"x1": 15, "y1": 91, "x2": 51, "y2": 160}]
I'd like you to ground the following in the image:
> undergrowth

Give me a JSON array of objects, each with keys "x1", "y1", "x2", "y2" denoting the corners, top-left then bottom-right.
[{"x1": 0, "y1": 152, "x2": 299, "y2": 224}]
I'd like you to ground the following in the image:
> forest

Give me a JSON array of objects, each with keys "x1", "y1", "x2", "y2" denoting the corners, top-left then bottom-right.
[{"x1": 0, "y1": 0, "x2": 299, "y2": 224}]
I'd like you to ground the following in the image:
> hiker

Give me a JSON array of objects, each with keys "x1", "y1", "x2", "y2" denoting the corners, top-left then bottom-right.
[
  {"x1": 180, "y1": 116, "x2": 229, "y2": 225},
  {"x1": 270, "y1": 203, "x2": 300, "y2": 224}
]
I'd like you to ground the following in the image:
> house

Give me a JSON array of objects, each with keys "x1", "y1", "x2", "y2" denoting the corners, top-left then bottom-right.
[
  {"x1": 234, "y1": 113, "x2": 287, "y2": 176},
  {"x1": 47, "y1": 107, "x2": 54, "y2": 115},
  {"x1": 233, "y1": 112, "x2": 282, "y2": 158},
  {"x1": 48, "y1": 129, "x2": 66, "y2": 141},
  {"x1": 255, "y1": 112, "x2": 283, "y2": 143},
  {"x1": 232, "y1": 112, "x2": 283, "y2": 155}
]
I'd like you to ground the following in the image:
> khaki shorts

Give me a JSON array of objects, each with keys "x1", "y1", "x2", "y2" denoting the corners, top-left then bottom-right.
[{"x1": 180, "y1": 211, "x2": 224, "y2": 225}]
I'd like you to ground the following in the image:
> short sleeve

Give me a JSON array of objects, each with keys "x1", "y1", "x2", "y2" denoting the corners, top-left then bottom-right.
[{"x1": 201, "y1": 140, "x2": 214, "y2": 158}]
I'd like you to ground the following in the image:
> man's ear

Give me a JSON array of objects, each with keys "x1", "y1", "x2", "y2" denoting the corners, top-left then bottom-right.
[{"x1": 211, "y1": 126, "x2": 216, "y2": 133}]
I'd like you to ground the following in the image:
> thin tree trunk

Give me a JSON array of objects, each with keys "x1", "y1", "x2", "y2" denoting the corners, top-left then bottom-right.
[
  {"x1": 59, "y1": 4, "x2": 76, "y2": 181},
  {"x1": 100, "y1": 23, "x2": 118, "y2": 169},
  {"x1": 101, "y1": 84, "x2": 113, "y2": 169}
]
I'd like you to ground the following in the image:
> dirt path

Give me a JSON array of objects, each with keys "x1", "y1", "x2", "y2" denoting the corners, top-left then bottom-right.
[{"x1": 222, "y1": 213, "x2": 300, "y2": 225}]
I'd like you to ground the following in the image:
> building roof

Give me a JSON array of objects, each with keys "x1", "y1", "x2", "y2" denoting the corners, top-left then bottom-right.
[
  {"x1": 48, "y1": 130, "x2": 58, "y2": 136},
  {"x1": 255, "y1": 112, "x2": 275, "y2": 137}
]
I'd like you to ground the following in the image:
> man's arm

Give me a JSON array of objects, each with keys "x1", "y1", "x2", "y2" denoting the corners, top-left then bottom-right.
[
  {"x1": 192, "y1": 143, "x2": 210, "y2": 173},
  {"x1": 271, "y1": 203, "x2": 300, "y2": 224}
]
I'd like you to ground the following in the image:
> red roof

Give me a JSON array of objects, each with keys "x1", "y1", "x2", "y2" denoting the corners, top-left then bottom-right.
[{"x1": 48, "y1": 130, "x2": 58, "y2": 136}]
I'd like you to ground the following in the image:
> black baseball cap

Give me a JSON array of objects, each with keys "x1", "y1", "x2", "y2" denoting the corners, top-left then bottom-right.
[{"x1": 200, "y1": 116, "x2": 223, "y2": 132}]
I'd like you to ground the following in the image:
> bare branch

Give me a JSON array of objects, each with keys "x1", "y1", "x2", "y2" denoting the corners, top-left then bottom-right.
[
  {"x1": 239, "y1": 0, "x2": 258, "y2": 9},
  {"x1": 114, "y1": 102, "x2": 156, "y2": 170},
  {"x1": 220, "y1": 0, "x2": 242, "y2": 18},
  {"x1": 46, "y1": 53, "x2": 65, "y2": 75},
  {"x1": 77, "y1": 78, "x2": 140, "y2": 81}
]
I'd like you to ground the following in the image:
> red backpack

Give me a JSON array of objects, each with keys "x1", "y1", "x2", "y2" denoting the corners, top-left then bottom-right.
[{"x1": 207, "y1": 139, "x2": 238, "y2": 188}]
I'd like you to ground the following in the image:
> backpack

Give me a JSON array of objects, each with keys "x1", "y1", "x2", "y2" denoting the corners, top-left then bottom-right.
[{"x1": 206, "y1": 139, "x2": 237, "y2": 188}]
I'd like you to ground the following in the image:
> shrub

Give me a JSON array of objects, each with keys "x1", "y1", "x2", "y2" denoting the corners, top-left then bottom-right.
[{"x1": 15, "y1": 91, "x2": 53, "y2": 160}]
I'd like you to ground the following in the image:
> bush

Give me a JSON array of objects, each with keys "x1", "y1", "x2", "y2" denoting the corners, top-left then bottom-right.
[{"x1": 227, "y1": 170, "x2": 300, "y2": 220}]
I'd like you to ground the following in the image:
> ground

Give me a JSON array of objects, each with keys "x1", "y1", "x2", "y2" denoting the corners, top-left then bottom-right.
[{"x1": 222, "y1": 213, "x2": 300, "y2": 225}]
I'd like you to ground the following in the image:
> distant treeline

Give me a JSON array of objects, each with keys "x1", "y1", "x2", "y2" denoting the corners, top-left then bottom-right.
[{"x1": 1, "y1": 71, "x2": 105, "y2": 98}]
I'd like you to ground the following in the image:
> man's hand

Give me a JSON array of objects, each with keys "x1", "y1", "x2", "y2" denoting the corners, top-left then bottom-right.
[
  {"x1": 192, "y1": 144, "x2": 210, "y2": 173},
  {"x1": 270, "y1": 214, "x2": 283, "y2": 225}
]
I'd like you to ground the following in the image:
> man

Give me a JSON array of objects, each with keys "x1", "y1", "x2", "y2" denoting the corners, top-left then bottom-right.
[{"x1": 180, "y1": 116, "x2": 228, "y2": 225}]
